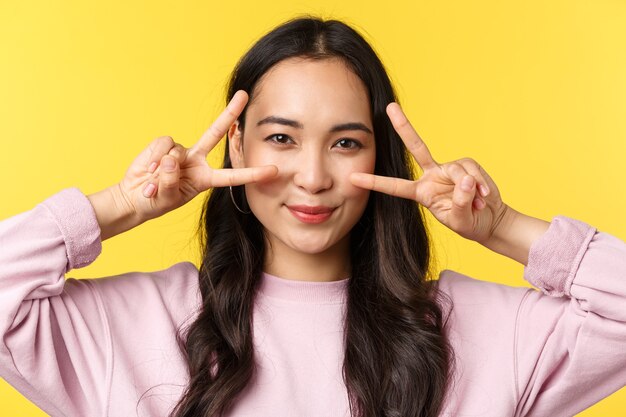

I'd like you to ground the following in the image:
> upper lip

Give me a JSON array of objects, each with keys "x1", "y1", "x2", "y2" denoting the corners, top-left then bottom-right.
[{"x1": 286, "y1": 205, "x2": 336, "y2": 214}]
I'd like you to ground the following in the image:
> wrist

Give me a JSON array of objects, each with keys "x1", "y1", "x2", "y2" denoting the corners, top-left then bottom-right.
[
  {"x1": 87, "y1": 184, "x2": 143, "y2": 241},
  {"x1": 482, "y1": 205, "x2": 551, "y2": 265}
]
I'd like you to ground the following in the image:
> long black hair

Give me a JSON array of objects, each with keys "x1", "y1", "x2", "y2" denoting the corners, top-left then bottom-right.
[{"x1": 170, "y1": 16, "x2": 455, "y2": 417}]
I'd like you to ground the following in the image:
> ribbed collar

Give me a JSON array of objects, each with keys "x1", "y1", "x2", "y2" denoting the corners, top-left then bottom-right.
[{"x1": 258, "y1": 272, "x2": 349, "y2": 303}]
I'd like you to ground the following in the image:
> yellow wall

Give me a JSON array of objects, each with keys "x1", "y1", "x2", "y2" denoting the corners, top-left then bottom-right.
[{"x1": 1, "y1": 0, "x2": 624, "y2": 415}]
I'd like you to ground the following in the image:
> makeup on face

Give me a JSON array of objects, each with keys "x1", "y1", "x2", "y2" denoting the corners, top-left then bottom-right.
[{"x1": 229, "y1": 57, "x2": 375, "y2": 270}]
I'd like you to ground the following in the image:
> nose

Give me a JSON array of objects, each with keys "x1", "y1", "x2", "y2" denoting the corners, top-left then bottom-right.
[{"x1": 292, "y1": 150, "x2": 333, "y2": 194}]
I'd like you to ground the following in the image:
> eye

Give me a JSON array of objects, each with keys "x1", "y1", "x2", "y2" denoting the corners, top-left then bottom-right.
[
  {"x1": 265, "y1": 134, "x2": 294, "y2": 145},
  {"x1": 334, "y1": 138, "x2": 362, "y2": 150}
]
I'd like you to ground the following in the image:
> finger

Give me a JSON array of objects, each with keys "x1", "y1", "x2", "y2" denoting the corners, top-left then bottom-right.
[
  {"x1": 386, "y1": 103, "x2": 438, "y2": 171},
  {"x1": 209, "y1": 165, "x2": 278, "y2": 187},
  {"x1": 444, "y1": 162, "x2": 486, "y2": 207},
  {"x1": 157, "y1": 143, "x2": 187, "y2": 174},
  {"x1": 443, "y1": 161, "x2": 491, "y2": 204},
  {"x1": 147, "y1": 142, "x2": 187, "y2": 178},
  {"x1": 450, "y1": 175, "x2": 477, "y2": 228},
  {"x1": 153, "y1": 143, "x2": 188, "y2": 175},
  {"x1": 146, "y1": 136, "x2": 176, "y2": 173},
  {"x1": 155, "y1": 155, "x2": 180, "y2": 201},
  {"x1": 477, "y1": 164, "x2": 498, "y2": 197},
  {"x1": 168, "y1": 143, "x2": 187, "y2": 161},
  {"x1": 441, "y1": 162, "x2": 471, "y2": 185},
  {"x1": 473, "y1": 196, "x2": 486, "y2": 210},
  {"x1": 457, "y1": 158, "x2": 491, "y2": 197},
  {"x1": 189, "y1": 90, "x2": 249, "y2": 158},
  {"x1": 350, "y1": 172, "x2": 417, "y2": 200},
  {"x1": 444, "y1": 162, "x2": 488, "y2": 209}
]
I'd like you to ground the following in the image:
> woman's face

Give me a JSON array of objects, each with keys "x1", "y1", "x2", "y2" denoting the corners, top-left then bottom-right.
[{"x1": 229, "y1": 57, "x2": 376, "y2": 259}]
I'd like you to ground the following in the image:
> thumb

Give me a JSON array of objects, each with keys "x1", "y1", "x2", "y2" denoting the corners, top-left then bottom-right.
[
  {"x1": 449, "y1": 175, "x2": 477, "y2": 233},
  {"x1": 156, "y1": 155, "x2": 180, "y2": 202}
]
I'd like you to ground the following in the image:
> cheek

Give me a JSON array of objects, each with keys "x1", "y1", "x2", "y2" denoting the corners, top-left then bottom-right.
[
  {"x1": 243, "y1": 148, "x2": 290, "y2": 197},
  {"x1": 338, "y1": 155, "x2": 376, "y2": 200},
  {"x1": 243, "y1": 147, "x2": 272, "y2": 169},
  {"x1": 242, "y1": 141, "x2": 376, "y2": 201}
]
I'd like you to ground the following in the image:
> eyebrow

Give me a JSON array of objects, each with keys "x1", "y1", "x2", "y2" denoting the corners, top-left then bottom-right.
[{"x1": 256, "y1": 115, "x2": 373, "y2": 135}]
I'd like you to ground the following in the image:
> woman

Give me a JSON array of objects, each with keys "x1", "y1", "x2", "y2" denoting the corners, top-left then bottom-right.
[{"x1": 1, "y1": 16, "x2": 624, "y2": 417}]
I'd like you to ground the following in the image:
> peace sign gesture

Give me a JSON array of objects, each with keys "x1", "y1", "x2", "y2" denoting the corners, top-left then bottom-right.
[
  {"x1": 350, "y1": 103, "x2": 509, "y2": 244},
  {"x1": 116, "y1": 90, "x2": 277, "y2": 223}
]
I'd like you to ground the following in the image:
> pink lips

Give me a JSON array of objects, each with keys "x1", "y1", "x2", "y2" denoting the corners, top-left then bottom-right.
[{"x1": 286, "y1": 205, "x2": 335, "y2": 224}]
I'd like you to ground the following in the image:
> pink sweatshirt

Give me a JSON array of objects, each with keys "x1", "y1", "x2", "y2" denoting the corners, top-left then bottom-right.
[{"x1": 1, "y1": 187, "x2": 625, "y2": 417}]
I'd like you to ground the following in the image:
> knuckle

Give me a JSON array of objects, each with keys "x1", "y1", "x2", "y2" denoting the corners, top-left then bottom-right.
[
  {"x1": 160, "y1": 175, "x2": 178, "y2": 189},
  {"x1": 371, "y1": 175, "x2": 378, "y2": 190},
  {"x1": 249, "y1": 168, "x2": 259, "y2": 182},
  {"x1": 447, "y1": 162, "x2": 464, "y2": 175},
  {"x1": 225, "y1": 105, "x2": 238, "y2": 119},
  {"x1": 466, "y1": 158, "x2": 480, "y2": 172},
  {"x1": 168, "y1": 144, "x2": 186, "y2": 159},
  {"x1": 228, "y1": 170, "x2": 237, "y2": 185},
  {"x1": 391, "y1": 180, "x2": 399, "y2": 196},
  {"x1": 396, "y1": 117, "x2": 410, "y2": 130},
  {"x1": 417, "y1": 184, "x2": 434, "y2": 207},
  {"x1": 150, "y1": 137, "x2": 175, "y2": 157},
  {"x1": 208, "y1": 123, "x2": 223, "y2": 140},
  {"x1": 410, "y1": 139, "x2": 425, "y2": 152},
  {"x1": 157, "y1": 136, "x2": 175, "y2": 147}
]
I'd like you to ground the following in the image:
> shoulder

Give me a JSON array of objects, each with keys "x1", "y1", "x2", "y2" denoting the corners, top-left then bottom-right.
[
  {"x1": 67, "y1": 261, "x2": 201, "y2": 325},
  {"x1": 433, "y1": 269, "x2": 536, "y2": 333},
  {"x1": 435, "y1": 269, "x2": 533, "y2": 302},
  {"x1": 81, "y1": 261, "x2": 199, "y2": 297}
]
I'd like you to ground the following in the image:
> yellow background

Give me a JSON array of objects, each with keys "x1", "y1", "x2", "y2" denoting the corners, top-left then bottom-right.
[{"x1": 1, "y1": 0, "x2": 625, "y2": 415}]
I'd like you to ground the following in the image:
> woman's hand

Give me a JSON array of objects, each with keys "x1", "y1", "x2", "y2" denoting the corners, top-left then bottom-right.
[
  {"x1": 350, "y1": 102, "x2": 509, "y2": 245},
  {"x1": 89, "y1": 90, "x2": 277, "y2": 241},
  {"x1": 116, "y1": 90, "x2": 277, "y2": 223}
]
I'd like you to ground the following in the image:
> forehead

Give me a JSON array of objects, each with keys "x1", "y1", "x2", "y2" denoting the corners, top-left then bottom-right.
[{"x1": 246, "y1": 57, "x2": 372, "y2": 124}]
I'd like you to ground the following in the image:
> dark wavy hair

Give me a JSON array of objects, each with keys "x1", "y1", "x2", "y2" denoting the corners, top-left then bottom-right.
[{"x1": 170, "y1": 16, "x2": 455, "y2": 417}]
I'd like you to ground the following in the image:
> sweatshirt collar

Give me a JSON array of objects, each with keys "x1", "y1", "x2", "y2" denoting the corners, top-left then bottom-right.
[{"x1": 258, "y1": 272, "x2": 349, "y2": 303}]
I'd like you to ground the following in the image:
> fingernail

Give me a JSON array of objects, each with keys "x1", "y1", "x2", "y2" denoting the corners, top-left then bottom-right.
[
  {"x1": 143, "y1": 183, "x2": 156, "y2": 197},
  {"x1": 461, "y1": 176, "x2": 474, "y2": 191},
  {"x1": 162, "y1": 157, "x2": 176, "y2": 171},
  {"x1": 148, "y1": 162, "x2": 157, "y2": 173},
  {"x1": 480, "y1": 184, "x2": 490, "y2": 197}
]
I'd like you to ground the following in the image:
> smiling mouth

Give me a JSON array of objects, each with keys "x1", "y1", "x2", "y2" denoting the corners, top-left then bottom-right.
[{"x1": 286, "y1": 205, "x2": 336, "y2": 224}]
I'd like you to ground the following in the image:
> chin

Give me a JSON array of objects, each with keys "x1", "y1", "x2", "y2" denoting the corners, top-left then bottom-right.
[
  {"x1": 282, "y1": 232, "x2": 344, "y2": 255},
  {"x1": 288, "y1": 239, "x2": 335, "y2": 255}
]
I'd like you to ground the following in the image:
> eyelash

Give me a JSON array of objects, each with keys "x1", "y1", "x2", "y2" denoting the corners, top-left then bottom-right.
[
  {"x1": 335, "y1": 138, "x2": 363, "y2": 150},
  {"x1": 265, "y1": 134, "x2": 293, "y2": 145},
  {"x1": 265, "y1": 134, "x2": 363, "y2": 150}
]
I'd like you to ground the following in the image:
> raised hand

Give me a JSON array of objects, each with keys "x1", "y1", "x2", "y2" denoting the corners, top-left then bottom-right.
[
  {"x1": 350, "y1": 102, "x2": 509, "y2": 244},
  {"x1": 116, "y1": 90, "x2": 278, "y2": 223}
]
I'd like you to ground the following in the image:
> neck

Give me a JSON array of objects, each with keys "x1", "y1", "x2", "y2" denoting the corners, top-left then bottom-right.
[{"x1": 263, "y1": 235, "x2": 351, "y2": 282}]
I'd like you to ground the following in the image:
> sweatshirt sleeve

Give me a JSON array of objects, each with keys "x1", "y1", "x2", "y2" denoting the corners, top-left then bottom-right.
[
  {"x1": 514, "y1": 215, "x2": 626, "y2": 416},
  {"x1": 0, "y1": 188, "x2": 109, "y2": 417}
]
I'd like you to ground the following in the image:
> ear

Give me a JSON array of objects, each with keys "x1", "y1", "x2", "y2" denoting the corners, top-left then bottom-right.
[{"x1": 228, "y1": 121, "x2": 245, "y2": 168}]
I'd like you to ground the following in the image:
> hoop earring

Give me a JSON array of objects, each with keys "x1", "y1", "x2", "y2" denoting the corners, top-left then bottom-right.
[{"x1": 229, "y1": 185, "x2": 251, "y2": 214}]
